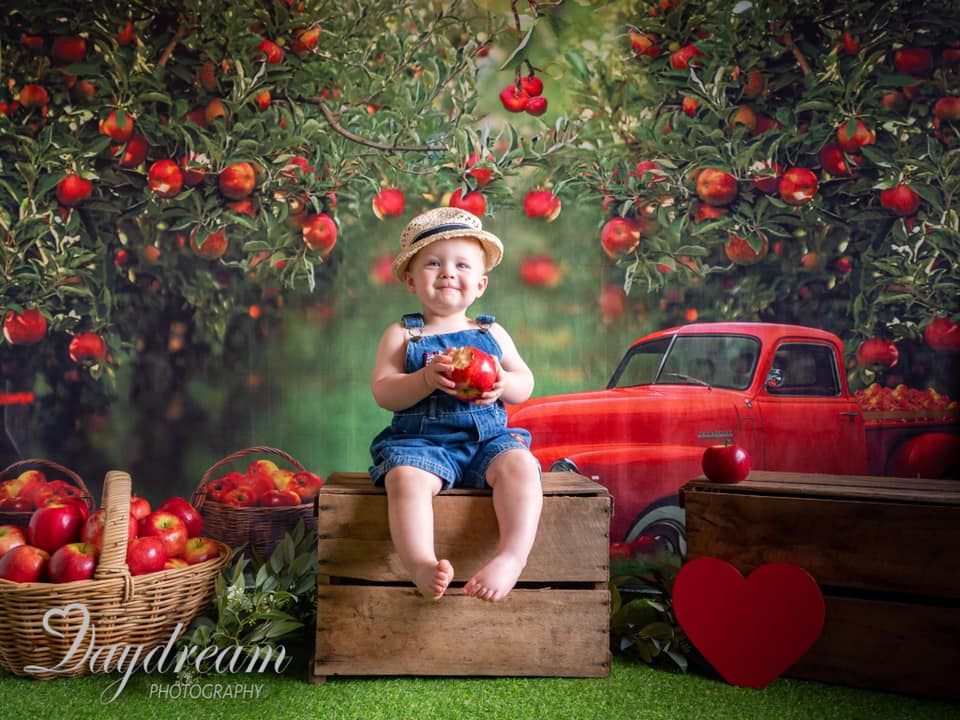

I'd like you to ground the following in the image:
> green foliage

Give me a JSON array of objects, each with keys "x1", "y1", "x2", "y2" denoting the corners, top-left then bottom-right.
[
  {"x1": 553, "y1": 0, "x2": 960, "y2": 364},
  {"x1": 178, "y1": 520, "x2": 317, "y2": 676}
]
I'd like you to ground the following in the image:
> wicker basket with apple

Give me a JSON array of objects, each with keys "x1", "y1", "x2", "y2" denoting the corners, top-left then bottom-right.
[
  {"x1": 0, "y1": 458, "x2": 95, "y2": 527},
  {"x1": 0, "y1": 470, "x2": 231, "y2": 679},
  {"x1": 191, "y1": 445, "x2": 322, "y2": 559}
]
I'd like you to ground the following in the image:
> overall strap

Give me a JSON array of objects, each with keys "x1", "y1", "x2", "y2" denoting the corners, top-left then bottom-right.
[
  {"x1": 402, "y1": 313, "x2": 424, "y2": 341},
  {"x1": 476, "y1": 314, "x2": 495, "y2": 333}
]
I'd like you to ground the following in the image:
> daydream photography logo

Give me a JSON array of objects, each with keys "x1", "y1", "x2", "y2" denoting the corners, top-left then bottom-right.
[{"x1": 23, "y1": 603, "x2": 291, "y2": 704}]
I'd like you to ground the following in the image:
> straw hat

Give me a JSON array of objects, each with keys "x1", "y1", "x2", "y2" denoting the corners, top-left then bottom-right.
[{"x1": 392, "y1": 207, "x2": 504, "y2": 282}]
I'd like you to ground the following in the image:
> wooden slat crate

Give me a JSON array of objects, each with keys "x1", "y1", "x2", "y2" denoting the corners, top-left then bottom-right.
[
  {"x1": 682, "y1": 471, "x2": 960, "y2": 699},
  {"x1": 312, "y1": 471, "x2": 612, "y2": 682}
]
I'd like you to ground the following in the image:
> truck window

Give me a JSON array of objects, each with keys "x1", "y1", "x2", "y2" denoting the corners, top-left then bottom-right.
[
  {"x1": 609, "y1": 335, "x2": 760, "y2": 390},
  {"x1": 766, "y1": 343, "x2": 841, "y2": 396}
]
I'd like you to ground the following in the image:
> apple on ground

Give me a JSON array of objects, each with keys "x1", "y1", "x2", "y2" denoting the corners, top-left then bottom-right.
[
  {"x1": 0, "y1": 544, "x2": 50, "y2": 582},
  {"x1": 261, "y1": 489, "x2": 302, "y2": 507},
  {"x1": 48, "y1": 542, "x2": 98, "y2": 583},
  {"x1": 444, "y1": 346, "x2": 499, "y2": 401},
  {"x1": 28, "y1": 502, "x2": 85, "y2": 554},
  {"x1": 81, "y1": 509, "x2": 137, "y2": 551},
  {"x1": 157, "y1": 496, "x2": 203, "y2": 538},
  {"x1": 182, "y1": 537, "x2": 221, "y2": 565},
  {"x1": 126, "y1": 536, "x2": 167, "y2": 575},
  {"x1": 0, "y1": 525, "x2": 27, "y2": 558},
  {"x1": 137, "y1": 511, "x2": 188, "y2": 559},
  {"x1": 702, "y1": 444, "x2": 752, "y2": 484}
]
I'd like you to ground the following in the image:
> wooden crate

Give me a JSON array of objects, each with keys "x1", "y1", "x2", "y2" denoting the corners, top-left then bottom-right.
[
  {"x1": 312, "y1": 471, "x2": 612, "y2": 681},
  {"x1": 682, "y1": 471, "x2": 960, "y2": 699}
]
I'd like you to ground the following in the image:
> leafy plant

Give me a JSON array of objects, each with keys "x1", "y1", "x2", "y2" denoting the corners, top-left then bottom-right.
[
  {"x1": 177, "y1": 520, "x2": 317, "y2": 676},
  {"x1": 609, "y1": 547, "x2": 691, "y2": 673}
]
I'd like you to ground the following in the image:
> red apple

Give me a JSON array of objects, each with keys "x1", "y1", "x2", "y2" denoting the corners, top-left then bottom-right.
[
  {"x1": 894, "y1": 47, "x2": 933, "y2": 76},
  {"x1": 750, "y1": 160, "x2": 782, "y2": 194},
  {"x1": 19, "y1": 83, "x2": 49, "y2": 109},
  {"x1": 778, "y1": 167, "x2": 819, "y2": 205},
  {"x1": 819, "y1": 142, "x2": 851, "y2": 176},
  {"x1": 163, "y1": 557, "x2": 190, "y2": 570},
  {"x1": 261, "y1": 489, "x2": 302, "y2": 507},
  {"x1": 253, "y1": 38, "x2": 284, "y2": 64},
  {"x1": 520, "y1": 74, "x2": 544, "y2": 97},
  {"x1": 28, "y1": 502, "x2": 85, "y2": 553},
  {"x1": 923, "y1": 316, "x2": 960, "y2": 352},
  {"x1": 221, "y1": 487, "x2": 257, "y2": 507},
  {"x1": 291, "y1": 471, "x2": 324, "y2": 502},
  {"x1": 0, "y1": 497, "x2": 33, "y2": 512},
  {"x1": 670, "y1": 43, "x2": 705, "y2": 70},
  {"x1": 0, "y1": 544, "x2": 50, "y2": 582},
  {"x1": 523, "y1": 190, "x2": 562, "y2": 220},
  {"x1": 181, "y1": 537, "x2": 221, "y2": 565},
  {"x1": 56, "y1": 174, "x2": 93, "y2": 206},
  {"x1": 520, "y1": 255, "x2": 563, "y2": 288},
  {"x1": 248, "y1": 460, "x2": 279, "y2": 476},
  {"x1": 99, "y1": 110, "x2": 135, "y2": 142},
  {"x1": 856, "y1": 338, "x2": 899, "y2": 371},
  {"x1": 302, "y1": 213, "x2": 338, "y2": 256},
  {"x1": 68, "y1": 331, "x2": 107, "y2": 364},
  {"x1": 696, "y1": 168, "x2": 738, "y2": 206},
  {"x1": 57, "y1": 496, "x2": 90, "y2": 524},
  {"x1": 725, "y1": 233, "x2": 769, "y2": 265},
  {"x1": 81, "y1": 509, "x2": 137, "y2": 551},
  {"x1": 48, "y1": 542, "x2": 98, "y2": 583},
  {"x1": 0, "y1": 525, "x2": 27, "y2": 558},
  {"x1": 879, "y1": 184, "x2": 921, "y2": 216},
  {"x1": 126, "y1": 536, "x2": 167, "y2": 575},
  {"x1": 3, "y1": 307, "x2": 47, "y2": 345},
  {"x1": 218, "y1": 161, "x2": 256, "y2": 200},
  {"x1": 148, "y1": 160, "x2": 183, "y2": 198},
  {"x1": 269, "y1": 470, "x2": 298, "y2": 493},
  {"x1": 206, "y1": 473, "x2": 241, "y2": 502},
  {"x1": 129, "y1": 494, "x2": 151, "y2": 520},
  {"x1": 372, "y1": 188, "x2": 405, "y2": 219},
  {"x1": 444, "y1": 346, "x2": 498, "y2": 401},
  {"x1": 180, "y1": 153, "x2": 207, "y2": 186},
  {"x1": 114, "y1": 134, "x2": 149, "y2": 167},
  {"x1": 525, "y1": 96, "x2": 548, "y2": 116},
  {"x1": 191, "y1": 227, "x2": 228, "y2": 260},
  {"x1": 934, "y1": 97, "x2": 960, "y2": 122},
  {"x1": 137, "y1": 511, "x2": 188, "y2": 559},
  {"x1": 498, "y1": 83, "x2": 529, "y2": 112},
  {"x1": 51, "y1": 35, "x2": 86, "y2": 64},
  {"x1": 629, "y1": 30, "x2": 661, "y2": 58},
  {"x1": 600, "y1": 217, "x2": 641, "y2": 259},
  {"x1": 157, "y1": 497, "x2": 203, "y2": 538},
  {"x1": 448, "y1": 188, "x2": 486, "y2": 217},
  {"x1": 466, "y1": 152, "x2": 495, "y2": 187},
  {"x1": 702, "y1": 444, "x2": 751, "y2": 484},
  {"x1": 836, "y1": 119, "x2": 876, "y2": 153}
]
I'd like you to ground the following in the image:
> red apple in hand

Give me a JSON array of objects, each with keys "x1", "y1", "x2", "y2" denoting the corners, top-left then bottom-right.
[
  {"x1": 0, "y1": 525, "x2": 27, "y2": 558},
  {"x1": 126, "y1": 536, "x2": 167, "y2": 575},
  {"x1": 157, "y1": 497, "x2": 203, "y2": 538},
  {"x1": 81, "y1": 509, "x2": 137, "y2": 551},
  {"x1": 181, "y1": 536, "x2": 221, "y2": 565},
  {"x1": 138, "y1": 511, "x2": 188, "y2": 559},
  {"x1": 0, "y1": 544, "x2": 50, "y2": 582},
  {"x1": 48, "y1": 542, "x2": 98, "y2": 583},
  {"x1": 28, "y1": 502, "x2": 85, "y2": 553},
  {"x1": 702, "y1": 444, "x2": 751, "y2": 484},
  {"x1": 444, "y1": 346, "x2": 499, "y2": 401}
]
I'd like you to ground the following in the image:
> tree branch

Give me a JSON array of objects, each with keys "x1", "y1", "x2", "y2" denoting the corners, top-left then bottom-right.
[
  {"x1": 781, "y1": 32, "x2": 813, "y2": 77},
  {"x1": 291, "y1": 95, "x2": 446, "y2": 153},
  {"x1": 158, "y1": 20, "x2": 188, "y2": 67}
]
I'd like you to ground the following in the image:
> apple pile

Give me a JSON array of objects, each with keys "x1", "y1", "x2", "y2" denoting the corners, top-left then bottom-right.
[
  {"x1": 853, "y1": 383, "x2": 957, "y2": 414},
  {"x1": 0, "y1": 469, "x2": 88, "y2": 513},
  {"x1": 0, "y1": 492, "x2": 219, "y2": 583},
  {"x1": 204, "y1": 460, "x2": 324, "y2": 507}
]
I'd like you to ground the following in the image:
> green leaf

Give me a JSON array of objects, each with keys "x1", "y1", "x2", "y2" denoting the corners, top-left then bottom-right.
[{"x1": 499, "y1": 23, "x2": 536, "y2": 71}]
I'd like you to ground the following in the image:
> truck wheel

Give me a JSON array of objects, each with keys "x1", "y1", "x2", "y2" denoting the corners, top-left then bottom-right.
[{"x1": 624, "y1": 499, "x2": 687, "y2": 557}]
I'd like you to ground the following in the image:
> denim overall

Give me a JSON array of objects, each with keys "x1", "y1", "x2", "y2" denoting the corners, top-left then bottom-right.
[{"x1": 369, "y1": 313, "x2": 533, "y2": 490}]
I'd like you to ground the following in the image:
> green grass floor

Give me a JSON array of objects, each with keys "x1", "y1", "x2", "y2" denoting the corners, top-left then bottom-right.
[{"x1": 2, "y1": 654, "x2": 958, "y2": 720}]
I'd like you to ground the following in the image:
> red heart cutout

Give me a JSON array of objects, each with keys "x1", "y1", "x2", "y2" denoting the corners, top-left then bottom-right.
[{"x1": 672, "y1": 557, "x2": 825, "y2": 689}]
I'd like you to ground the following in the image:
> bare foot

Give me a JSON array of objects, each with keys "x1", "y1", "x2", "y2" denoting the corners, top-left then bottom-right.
[
  {"x1": 464, "y1": 553, "x2": 525, "y2": 602},
  {"x1": 413, "y1": 558, "x2": 454, "y2": 600}
]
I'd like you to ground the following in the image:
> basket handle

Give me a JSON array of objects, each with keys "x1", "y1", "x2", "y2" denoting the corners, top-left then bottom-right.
[
  {"x1": 192, "y1": 445, "x2": 306, "y2": 510},
  {"x1": 93, "y1": 470, "x2": 135, "y2": 601},
  {"x1": 0, "y1": 458, "x2": 95, "y2": 512}
]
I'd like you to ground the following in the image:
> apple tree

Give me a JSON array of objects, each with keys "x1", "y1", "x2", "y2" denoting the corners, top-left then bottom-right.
[
  {"x1": 0, "y1": 0, "x2": 566, "y2": 459},
  {"x1": 549, "y1": 0, "x2": 960, "y2": 391}
]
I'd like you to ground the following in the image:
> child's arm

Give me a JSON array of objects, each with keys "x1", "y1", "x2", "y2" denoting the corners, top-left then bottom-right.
[
  {"x1": 481, "y1": 324, "x2": 535, "y2": 405},
  {"x1": 370, "y1": 322, "x2": 457, "y2": 411}
]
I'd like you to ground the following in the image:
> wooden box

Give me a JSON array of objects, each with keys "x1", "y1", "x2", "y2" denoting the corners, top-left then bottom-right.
[
  {"x1": 311, "y1": 471, "x2": 612, "y2": 681},
  {"x1": 682, "y1": 471, "x2": 960, "y2": 699}
]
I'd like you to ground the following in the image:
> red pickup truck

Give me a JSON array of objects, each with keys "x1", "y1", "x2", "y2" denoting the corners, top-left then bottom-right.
[{"x1": 509, "y1": 322, "x2": 960, "y2": 551}]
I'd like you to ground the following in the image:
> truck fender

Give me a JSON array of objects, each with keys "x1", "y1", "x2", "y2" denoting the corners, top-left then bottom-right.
[{"x1": 886, "y1": 432, "x2": 960, "y2": 479}]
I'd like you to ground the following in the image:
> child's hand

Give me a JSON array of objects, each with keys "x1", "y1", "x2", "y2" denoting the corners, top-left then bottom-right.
[{"x1": 422, "y1": 353, "x2": 458, "y2": 395}]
